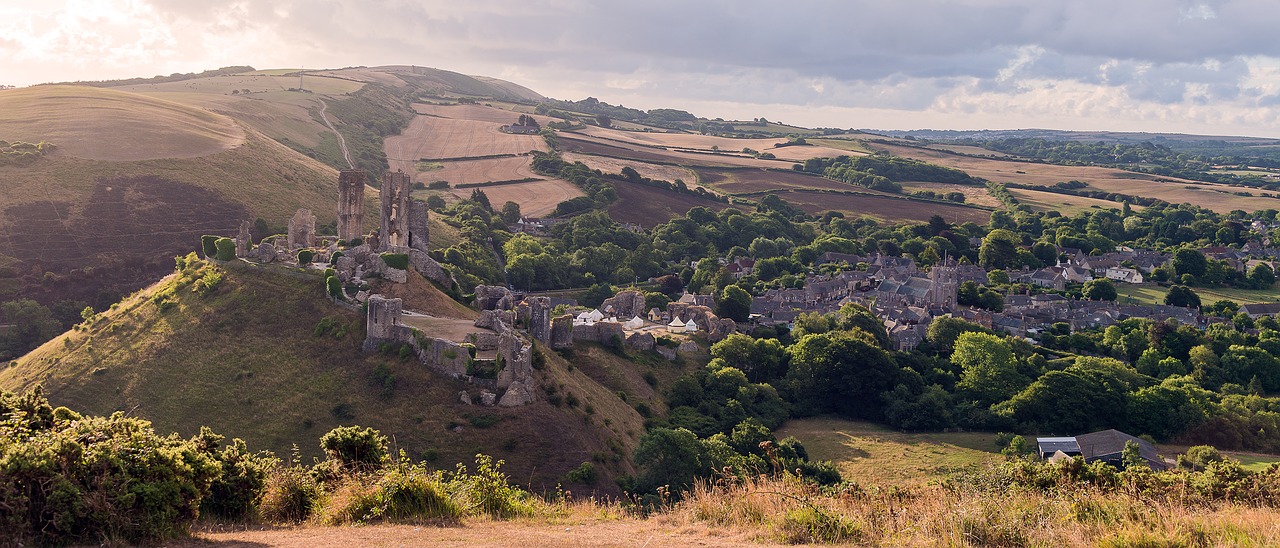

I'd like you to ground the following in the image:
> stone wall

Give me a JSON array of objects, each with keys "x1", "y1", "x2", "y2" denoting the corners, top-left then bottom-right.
[
  {"x1": 600, "y1": 290, "x2": 645, "y2": 319},
  {"x1": 338, "y1": 170, "x2": 367, "y2": 242},
  {"x1": 380, "y1": 171, "x2": 411, "y2": 250},
  {"x1": 475, "y1": 285, "x2": 515, "y2": 311},
  {"x1": 408, "y1": 199, "x2": 430, "y2": 254},
  {"x1": 527, "y1": 296, "x2": 551, "y2": 343},
  {"x1": 235, "y1": 220, "x2": 252, "y2": 258},
  {"x1": 287, "y1": 208, "x2": 316, "y2": 249},
  {"x1": 550, "y1": 314, "x2": 574, "y2": 349}
]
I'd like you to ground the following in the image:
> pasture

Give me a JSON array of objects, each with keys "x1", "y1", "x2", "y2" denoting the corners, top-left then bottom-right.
[
  {"x1": 1117, "y1": 283, "x2": 1280, "y2": 305},
  {"x1": 448, "y1": 179, "x2": 583, "y2": 217},
  {"x1": 570, "y1": 126, "x2": 852, "y2": 162},
  {"x1": 694, "y1": 167, "x2": 886, "y2": 196},
  {"x1": 869, "y1": 142, "x2": 1280, "y2": 214},
  {"x1": 561, "y1": 152, "x2": 697, "y2": 185},
  {"x1": 900, "y1": 181, "x2": 1003, "y2": 208},
  {"x1": 386, "y1": 116, "x2": 546, "y2": 163},
  {"x1": 1007, "y1": 187, "x2": 1135, "y2": 215},
  {"x1": 424, "y1": 156, "x2": 540, "y2": 187},
  {"x1": 0, "y1": 86, "x2": 244, "y2": 161},
  {"x1": 775, "y1": 190, "x2": 993, "y2": 224}
]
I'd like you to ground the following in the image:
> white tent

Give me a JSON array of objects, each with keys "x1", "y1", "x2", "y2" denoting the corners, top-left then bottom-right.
[
  {"x1": 623, "y1": 316, "x2": 644, "y2": 330},
  {"x1": 667, "y1": 317, "x2": 687, "y2": 333},
  {"x1": 586, "y1": 309, "x2": 605, "y2": 322}
]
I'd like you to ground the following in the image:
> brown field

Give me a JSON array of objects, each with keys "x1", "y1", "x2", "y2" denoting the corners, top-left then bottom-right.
[
  {"x1": 694, "y1": 167, "x2": 891, "y2": 196},
  {"x1": 386, "y1": 116, "x2": 547, "y2": 163},
  {"x1": 571, "y1": 126, "x2": 850, "y2": 162},
  {"x1": 423, "y1": 156, "x2": 540, "y2": 186},
  {"x1": 560, "y1": 135, "x2": 779, "y2": 168},
  {"x1": 925, "y1": 143, "x2": 1014, "y2": 157},
  {"x1": 562, "y1": 152, "x2": 697, "y2": 184},
  {"x1": 0, "y1": 86, "x2": 244, "y2": 161},
  {"x1": 138, "y1": 90, "x2": 330, "y2": 149},
  {"x1": 871, "y1": 142, "x2": 1280, "y2": 213},
  {"x1": 776, "y1": 190, "x2": 992, "y2": 224},
  {"x1": 900, "y1": 181, "x2": 1003, "y2": 208},
  {"x1": 448, "y1": 179, "x2": 583, "y2": 217},
  {"x1": 1009, "y1": 187, "x2": 1143, "y2": 215},
  {"x1": 608, "y1": 180, "x2": 729, "y2": 227},
  {"x1": 413, "y1": 103, "x2": 556, "y2": 126}
]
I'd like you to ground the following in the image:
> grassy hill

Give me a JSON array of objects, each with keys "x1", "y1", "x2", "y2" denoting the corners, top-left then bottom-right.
[{"x1": 1, "y1": 256, "x2": 648, "y2": 495}]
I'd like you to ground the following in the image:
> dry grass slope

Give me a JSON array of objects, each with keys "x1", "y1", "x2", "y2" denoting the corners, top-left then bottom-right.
[{"x1": 0, "y1": 85, "x2": 244, "y2": 161}]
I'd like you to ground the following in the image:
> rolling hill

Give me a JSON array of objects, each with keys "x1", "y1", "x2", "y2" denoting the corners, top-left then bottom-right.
[{"x1": 1, "y1": 257, "x2": 655, "y2": 495}]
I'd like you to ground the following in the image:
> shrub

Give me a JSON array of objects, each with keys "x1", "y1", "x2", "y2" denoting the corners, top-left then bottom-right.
[
  {"x1": 326, "y1": 275, "x2": 343, "y2": 299},
  {"x1": 214, "y1": 237, "x2": 237, "y2": 261},
  {"x1": 195, "y1": 428, "x2": 279, "y2": 519},
  {"x1": 565, "y1": 461, "x2": 598, "y2": 485},
  {"x1": 297, "y1": 249, "x2": 315, "y2": 265},
  {"x1": 319, "y1": 426, "x2": 389, "y2": 470},
  {"x1": 1178, "y1": 445, "x2": 1225, "y2": 471},
  {"x1": 0, "y1": 389, "x2": 221, "y2": 544},
  {"x1": 381, "y1": 253, "x2": 409, "y2": 270},
  {"x1": 447, "y1": 454, "x2": 537, "y2": 518},
  {"x1": 201, "y1": 235, "x2": 220, "y2": 257},
  {"x1": 258, "y1": 465, "x2": 320, "y2": 523},
  {"x1": 323, "y1": 465, "x2": 460, "y2": 524},
  {"x1": 330, "y1": 251, "x2": 345, "y2": 265}
]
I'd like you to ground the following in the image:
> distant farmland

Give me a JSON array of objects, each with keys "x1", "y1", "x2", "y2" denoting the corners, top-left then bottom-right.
[
  {"x1": 608, "y1": 180, "x2": 729, "y2": 227},
  {"x1": 870, "y1": 142, "x2": 1280, "y2": 214},
  {"x1": 777, "y1": 190, "x2": 993, "y2": 225}
]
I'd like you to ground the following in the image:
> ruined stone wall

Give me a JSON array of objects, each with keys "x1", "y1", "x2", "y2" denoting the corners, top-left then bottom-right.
[
  {"x1": 475, "y1": 285, "x2": 515, "y2": 311},
  {"x1": 550, "y1": 314, "x2": 573, "y2": 349},
  {"x1": 338, "y1": 170, "x2": 367, "y2": 242},
  {"x1": 287, "y1": 209, "x2": 316, "y2": 249},
  {"x1": 527, "y1": 296, "x2": 551, "y2": 343},
  {"x1": 408, "y1": 199, "x2": 430, "y2": 254},
  {"x1": 380, "y1": 171, "x2": 411, "y2": 250},
  {"x1": 235, "y1": 220, "x2": 252, "y2": 258},
  {"x1": 363, "y1": 295, "x2": 406, "y2": 351},
  {"x1": 600, "y1": 290, "x2": 646, "y2": 319}
]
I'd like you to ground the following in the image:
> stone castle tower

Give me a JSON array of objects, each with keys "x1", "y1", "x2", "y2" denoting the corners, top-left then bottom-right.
[
  {"x1": 337, "y1": 169, "x2": 366, "y2": 242},
  {"x1": 929, "y1": 262, "x2": 958, "y2": 307},
  {"x1": 380, "y1": 170, "x2": 411, "y2": 250}
]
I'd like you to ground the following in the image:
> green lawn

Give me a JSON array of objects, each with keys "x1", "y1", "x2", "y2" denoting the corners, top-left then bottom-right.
[
  {"x1": 775, "y1": 417, "x2": 999, "y2": 487},
  {"x1": 1116, "y1": 284, "x2": 1280, "y2": 305}
]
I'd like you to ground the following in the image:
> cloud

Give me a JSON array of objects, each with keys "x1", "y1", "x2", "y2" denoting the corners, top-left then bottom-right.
[{"x1": 4, "y1": 1, "x2": 1280, "y2": 136}]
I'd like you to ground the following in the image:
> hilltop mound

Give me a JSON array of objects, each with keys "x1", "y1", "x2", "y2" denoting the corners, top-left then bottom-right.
[
  {"x1": 0, "y1": 86, "x2": 244, "y2": 161},
  {"x1": 1, "y1": 258, "x2": 645, "y2": 494}
]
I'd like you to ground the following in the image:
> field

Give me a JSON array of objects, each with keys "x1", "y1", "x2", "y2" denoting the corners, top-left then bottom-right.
[
  {"x1": 1117, "y1": 283, "x2": 1280, "y2": 305},
  {"x1": 560, "y1": 134, "x2": 788, "y2": 168},
  {"x1": 0, "y1": 86, "x2": 244, "y2": 161},
  {"x1": 607, "y1": 180, "x2": 729, "y2": 227},
  {"x1": 413, "y1": 103, "x2": 555, "y2": 125},
  {"x1": 776, "y1": 417, "x2": 999, "y2": 487},
  {"x1": 569, "y1": 126, "x2": 852, "y2": 162},
  {"x1": 870, "y1": 142, "x2": 1280, "y2": 213},
  {"x1": 1008, "y1": 187, "x2": 1138, "y2": 215},
  {"x1": 386, "y1": 116, "x2": 546, "y2": 164},
  {"x1": 562, "y1": 152, "x2": 697, "y2": 184},
  {"x1": 695, "y1": 167, "x2": 896, "y2": 196},
  {"x1": 116, "y1": 73, "x2": 365, "y2": 96},
  {"x1": 776, "y1": 190, "x2": 993, "y2": 224},
  {"x1": 426, "y1": 156, "x2": 540, "y2": 186},
  {"x1": 448, "y1": 179, "x2": 584, "y2": 217},
  {"x1": 900, "y1": 181, "x2": 1003, "y2": 208}
]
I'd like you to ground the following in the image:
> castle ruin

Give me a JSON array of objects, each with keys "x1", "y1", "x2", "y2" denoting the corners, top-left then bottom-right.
[
  {"x1": 286, "y1": 208, "x2": 315, "y2": 249},
  {"x1": 380, "y1": 171, "x2": 411, "y2": 250},
  {"x1": 337, "y1": 169, "x2": 367, "y2": 242}
]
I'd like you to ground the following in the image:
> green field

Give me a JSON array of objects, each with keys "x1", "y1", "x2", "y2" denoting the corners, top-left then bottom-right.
[
  {"x1": 775, "y1": 417, "x2": 999, "y2": 487},
  {"x1": 1117, "y1": 284, "x2": 1280, "y2": 305}
]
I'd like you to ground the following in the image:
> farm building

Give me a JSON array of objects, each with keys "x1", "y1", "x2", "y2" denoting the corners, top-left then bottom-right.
[{"x1": 1036, "y1": 430, "x2": 1168, "y2": 470}]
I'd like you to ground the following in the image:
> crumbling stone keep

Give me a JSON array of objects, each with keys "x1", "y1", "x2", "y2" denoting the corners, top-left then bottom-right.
[
  {"x1": 363, "y1": 295, "x2": 404, "y2": 351},
  {"x1": 338, "y1": 169, "x2": 367, "y2": 242},
  {"x1": 287, "y1": 208, "x2": 316, "y2": 249},
  {"x1": 475, "y1": 285, "x2": 516, "y2": 311},
  {"x1": 550, "y1": 314, "x2": 574, "y2": 349},
  {"x1": 235, "y1": 220, "x2": 252, "y2": 258},
  {"x1": 408, "y1": 199, "x2": 431, "y2": 253},
  {"x1": 380, "y1": 171, "x2": 411, "y2": 250},
  {"x1": 527, "y1": 296, "x2": 551, "y2": 343},
  {"x1": 600, "y1": 290, "x2": 645, "y2": 319}
]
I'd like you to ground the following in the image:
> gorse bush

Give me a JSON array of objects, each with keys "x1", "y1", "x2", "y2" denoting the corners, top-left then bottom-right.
[
  {"x1": 214, "y1": 237, "x2": 237, "y2": 261},
  {"x1": 319, "y1": 425, "x2": 389, "y2": 470},
  {"x1": 381, "y1": 252, "x2": 410, "y2": 270}
]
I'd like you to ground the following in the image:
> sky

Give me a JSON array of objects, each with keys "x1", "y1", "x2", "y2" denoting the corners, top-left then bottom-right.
[{"x1": 4, "y1": 0, "x2": 1280, "y2": 137}]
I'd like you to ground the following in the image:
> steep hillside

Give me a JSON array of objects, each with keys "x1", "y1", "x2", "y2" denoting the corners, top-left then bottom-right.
[{"x1": 1, "y1": 256, "x2": 645, "y2": 495}]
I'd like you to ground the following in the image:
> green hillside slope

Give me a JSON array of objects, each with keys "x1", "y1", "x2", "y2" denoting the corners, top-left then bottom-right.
[{"x1": 1, "y1": 256, "x2": 644, "y2": 494}]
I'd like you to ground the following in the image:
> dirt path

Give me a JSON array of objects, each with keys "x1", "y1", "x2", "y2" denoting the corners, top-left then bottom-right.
[
  {"x1": 181, "y1": 520, "x2": 780, "y2": 547},
  {"x1": 316, "y1": 99, "x2": 354, "y2": 169}
]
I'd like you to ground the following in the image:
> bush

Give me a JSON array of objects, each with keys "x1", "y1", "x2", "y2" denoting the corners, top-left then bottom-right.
[
  {"x1": 214, "y1": 237, "x2": 237, "y2": 261},
  {"x1": 1178, "y1": 445, "x2": 1225, "y2": 471},
  {"x1": 319, "y1": 426, "x2": 389, "y2": 470},
  {"x1": 201, "y1": 235, "x2": 220, "y2": 258},
  {"x1": 195, "y1": 428, "x2": 279, "y2": 519},
  {"x1": 0, "y1": 388, "x2": 221, "y2": 544},
  {"x1": 565, "y1": 461, "x2": 598, "y2": 485},
  {"x1": 381, "y1": 253, "x2": 410, "y2": 270},
  {"x1": 259, "y1": 464, "x2": 320, "y2": 523},
  {"x1": 447, "y1": 454, "x2": 537, "y2": 518},
  {"x1": 330, "y1": 251, "x2": 345, "y2": 265},
  {"x1": 327, "y1": 275, "x2": 343, "y2": 299},
  {"x1": 323, "y1": 465, "x2": 460, "y2": 524},
  {"x1": 298, "y1": 249, "x2": 315, "y2": 265}
]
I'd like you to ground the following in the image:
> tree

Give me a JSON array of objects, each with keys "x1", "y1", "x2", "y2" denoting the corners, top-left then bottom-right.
[
  {"x1": 837, "y1": 302, "x2": 893, "y2": 350},
  {"x1": 500, "y1": 201, "x2": 522, "y2": 224},
  {"x1": 786, "y1": 331, "x2": 900, "y2": 418},
  {"x1": 1083, "y1": 278, "x2": 1118, "y2": 301},
  {"x1": 1249, "y1": 263, "x2": 1275, "y2": 289},
  {"x1": 470, "y1": 188, "x2": 492, "y2": 211},
  {"x1": 952, "y1": 331, "x2": 1026, "y2": 405},
  {"x1": 717, "y1": 285, "x2": 752, "y2": 322},
  {"x1": 1164, "y1": 285, "x2": 1201, "y2": 308},
  {"x1": 633, "y1": 428, "x2": 710, "y2": 492},
  {"x1": 595, "y1": 114, "x2": 612, "y2": 128},
  {"x1": 979, "y1": 229, "x2": 1020, "y2": 269},
  {"x1": 1, "y1": 299, "x2": 61, "y2": 359},
  {"x1": 1172, "y1": 249, "x2": 1208, "y2": 279}
]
